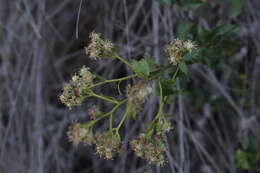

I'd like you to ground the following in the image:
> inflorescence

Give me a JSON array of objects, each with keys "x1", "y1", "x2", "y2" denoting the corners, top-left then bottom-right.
[
  {"x1": 94, "y1": 131, "x2": 122, "y2": 160},
  {"x1": 165, "y1": 39, "x2": 196, "y2": 65},
  {"x1": 85, "y1": 31, "x2": 115, "y2": 60},
  {"x1": 60, "y1": 31, "x2": 196, "y2": 166},
  {"x1": 126, "y1": 81, "x2": 153, "y2": 110},
  {"x1": 59, "y1": 66, "x2": 94, "y2": 107}
]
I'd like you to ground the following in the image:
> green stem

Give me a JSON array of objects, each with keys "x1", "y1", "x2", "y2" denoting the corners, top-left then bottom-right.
[
  {"x1": 114, "y1": 55, "x2": 133, "y2": 70},
  {"x1": 91, "y1": 93, "x2": 119, "y2": 104},
  {"x1": 109, "y1": 114, "x2": 113, "y2": 131},
  {"x1": 84, "y1": 99, "x2": 127, "y2": 128},
  {"x1": 172, "y1": 65, "x2": 179, "y2": 81},
  {"x1": 90, "y1": 74, "x2": 137, "y2": 88},
  {"x1": 154, "y1": 78, "x2": 164, "y2": 121},
  {"x1": 145, "y1": 79, "x2": 164, "y2": 137},
  {"x1": 115, "y1": 107, "x2": 130, "y2": 133}
]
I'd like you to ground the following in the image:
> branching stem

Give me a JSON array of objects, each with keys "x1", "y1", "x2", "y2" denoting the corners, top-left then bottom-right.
[{"x1": 91, "y1": 74, "x2": 137, "y2": 88}]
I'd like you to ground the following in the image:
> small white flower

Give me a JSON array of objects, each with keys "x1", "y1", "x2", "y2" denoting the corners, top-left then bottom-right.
[{"x1": 184, "y1": 40, "x2": 196, "y2": 52}]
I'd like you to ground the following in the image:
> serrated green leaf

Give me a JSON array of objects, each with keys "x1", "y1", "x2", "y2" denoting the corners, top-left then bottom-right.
[
  {"x1": 131, "y1": 56, "x2": 158, "y2": 80},
  {"x1": 183, "y1": 48, "x2": 200, "y2": 62},
  {"x1": 177, "y1": 20, "x2": 193, "y2": 39},
  {"x1": 132, "y1": 60, "x2": 149, "y2": 79},
  {"x1": 179, "y1": 62, "x2": 188, "y2": 74}
]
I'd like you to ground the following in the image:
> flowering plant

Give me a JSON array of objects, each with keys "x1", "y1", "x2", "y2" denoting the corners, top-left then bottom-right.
[{"x1": 59, "y1": 31, "x2": 197, "y2": 166}]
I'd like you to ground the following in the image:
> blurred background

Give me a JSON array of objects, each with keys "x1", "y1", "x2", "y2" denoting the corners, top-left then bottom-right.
[{"x1": 0, "y1": 0, "x2": 260, "y2": 173}]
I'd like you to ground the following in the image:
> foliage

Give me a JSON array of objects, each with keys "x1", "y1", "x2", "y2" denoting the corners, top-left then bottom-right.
[{"x1": 235, "y1": 139, "x2": 260, "y2": 171}]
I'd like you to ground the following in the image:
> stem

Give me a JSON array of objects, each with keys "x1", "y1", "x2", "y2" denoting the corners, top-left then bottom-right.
[
  {"x1": 91, "y1": 93, "x2": 119, "y2": 104},
  {"x1": 85, "y1": 99, "x2": 127, "y2": 128},
  {"x1": 115, "y1": 107, "x2": 130, "y2": 133},
  {"x1": 172, "y1": 65, "x2": 179, "y2": 81},
  {"x1": 145, "y1": 79, "x2": 164, "y2": 137},
  {"x1": 154, "y1": 78, "x2": 164, "y2": 121},
  {"x1": 114, "y1": 55, "x2": 133, "y2": 70},
  {"x1": 90, "y1": 74, "x2": 137, "y2": 88},
  {"x1": 109, "y1": 114, "x2": 113, "y2": 131}
]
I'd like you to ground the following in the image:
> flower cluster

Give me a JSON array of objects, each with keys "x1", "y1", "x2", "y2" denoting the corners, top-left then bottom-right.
[
  {"x1": 67, "y1": 122, "x2": 122, "y2": 160},
  {"x1": 85, "y1": 31, "x2": 115, "y2": 60},
  {"x1": 130, "y1": 116, "x2": 172, "y2": 166},
  {"x1": 60, "y1": 32, "x2": 181, "y2": 166},
  {"x1": 59, "y1": 66, "x2": 94, "y2": 107},
  {"x1": 94, "y1": 131, "x2": 122, "y2": 160},
  {"x1": 165, "y1": 39, "x2": 196, "y2": 65},
  {"x1": 130, "y1": 133, "x2": 166, "y2": 166},
  {"x1": 126, "y1": 81, "x2": 153, "y2": 110},
  {"x1": 67, "y1": 123, "x2": 94, "y2": 146}
]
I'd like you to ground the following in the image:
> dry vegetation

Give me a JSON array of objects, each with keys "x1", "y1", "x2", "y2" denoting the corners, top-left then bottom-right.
[{"x1": 0, "y1": 0, "x2": 260, "y2": 173}]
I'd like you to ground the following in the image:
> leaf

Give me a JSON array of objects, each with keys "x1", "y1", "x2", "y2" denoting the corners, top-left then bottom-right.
[
  {"x1": 179, "y1": 62, "x2": 188, "y2": 74},
  {"x1": 215, "y1": 0, "x2": 244, "y2": 17},
  {"x1": 177, "y1": 20, "x2": 193, "y2": 39},
  {"x1": 183, "y1": 48, "x2": 201, "y2": 62},
  {"x1": 159, "y1": 78, "x2": 176, "y2": 97},
  {"x1": 131, "y1": 56, "x2": 158, "y2": 80},
  {"x1": 235, "y1": 150, "x2": 251, "y2": 170}
]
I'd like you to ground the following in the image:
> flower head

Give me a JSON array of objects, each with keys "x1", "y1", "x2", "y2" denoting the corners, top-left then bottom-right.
[
  {"x1": 59, "y1": 66, "x2": 94, "y2": 107},
  {"x1": 85, "y1": 31, "x2": 115, "y2": 60},
  {"x1": 165, "y1": 39, "x2": 196, "y2": 65},
  {"x1": 126, "y1": 81, "x2": 153, "y2": 110},
  {"x1": 130, "y1": 133, "x2": 166, "y2": 166},
  {"x1": 67, "y1": 122, "x2": 94, "y2": 146},
  {"x1": 183, "y1": 40, "x2": 197, "y2": 52},
  {"x1": 94, "y1": 131, "x2": 122, "y2": 160}
]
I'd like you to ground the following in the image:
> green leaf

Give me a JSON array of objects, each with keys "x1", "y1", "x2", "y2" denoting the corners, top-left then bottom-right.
[
  {"x1": 236, "y1": 150, "x2": 251, "y2": 170},
  {"x1": 177, "y1": 20, "x2": 193, "y2": 39},
  {"x1": 183, "y1": 48, "x2": 201, "y2": 62},
  {"x1": 179, "y1": 62, "x2": 188, "y2": 74},
  {"x1": 214, "y1": 0, "x2": 244, "y2": 17},
  {"x1": 131, "y1": 56, "x2": 158, "y2": 80},
  {"x1": 159, "y1": 78, "x2": 176, "y2": 97}
]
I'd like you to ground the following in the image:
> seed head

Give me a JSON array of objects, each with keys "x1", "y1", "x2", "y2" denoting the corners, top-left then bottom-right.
[
  {"x1": 67, "y1": 123, "x2": 94, "y2": 146},
  {"x1": 85, "y1": 31, "x2": 115, "y2": 60},
  {"x1": 94, "y1": 131, "x2": 122, "y2": 160}
]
